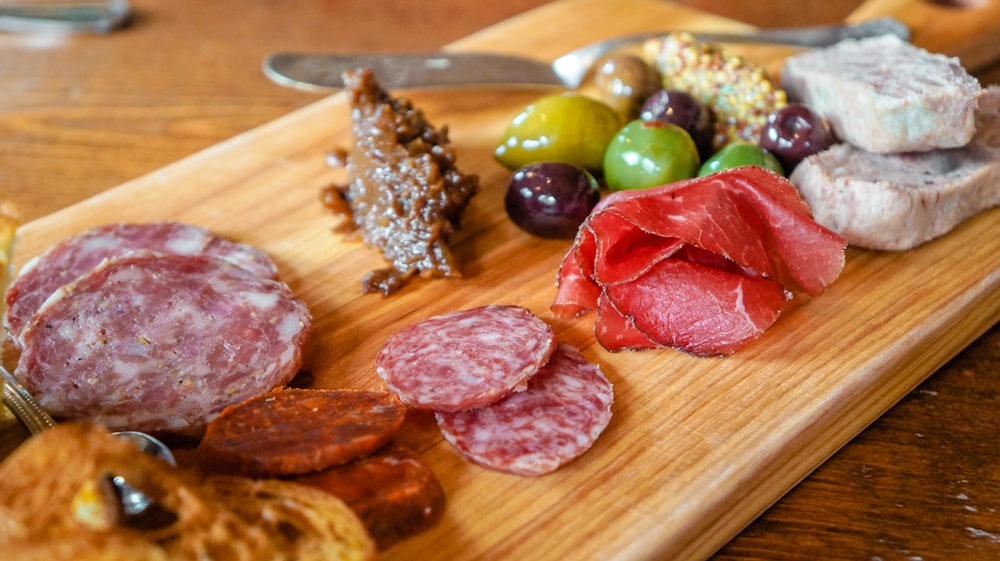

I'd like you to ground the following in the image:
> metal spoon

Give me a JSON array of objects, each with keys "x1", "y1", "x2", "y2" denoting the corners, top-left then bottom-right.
[
  {"x1": 1, "y1": 365, "x2": 174, "y2": 519},
  {"x1": 550, "y1": 17, "x2": 910, "y2": 88},
  {"x1": 263, "y1": 17, "x2": 910, "y2": 91},
  {"x1": 0, "y1": 0, "x2": 131, "y2": 34}
]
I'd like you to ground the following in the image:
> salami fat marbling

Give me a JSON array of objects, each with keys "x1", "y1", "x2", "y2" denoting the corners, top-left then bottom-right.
[
  {"x1": 14, "y1": 252, "x2": 309, "y2": 439},
  {"x1": 434, "y1": 343, "x2": 613, "y2": 476},
  {"x1": 375, "y1": 305, "x2": 556, "y2": 412},
  {"x1": 4, "y1": 222, "x2": 278, "y2": 347}
]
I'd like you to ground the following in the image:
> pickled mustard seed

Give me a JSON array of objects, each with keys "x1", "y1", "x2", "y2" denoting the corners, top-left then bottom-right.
[{"x1": 643, "y1": 32, "x2": 787, "y2": 151}]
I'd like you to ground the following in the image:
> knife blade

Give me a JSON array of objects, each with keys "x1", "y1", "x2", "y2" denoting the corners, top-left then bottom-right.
[
  {"x1": 263, "y1": 18, "x2": 909, "y2": 91},
  {"x1": 263, "y1": 52, "x2": 566, "y2": 92}
]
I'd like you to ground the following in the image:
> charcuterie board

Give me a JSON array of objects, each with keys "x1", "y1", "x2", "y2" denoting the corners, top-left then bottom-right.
[{"x1": 3, "y1": 0, "x2": 1000, "y2": 559}]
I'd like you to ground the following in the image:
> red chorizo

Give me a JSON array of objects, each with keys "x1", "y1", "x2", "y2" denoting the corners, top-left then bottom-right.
[
  {"x1": 294, "y1": 443, "x2": 445, "y2": 550},
  {"x1": 197, "y1": 388, "x2": 406, "y2": 476}
]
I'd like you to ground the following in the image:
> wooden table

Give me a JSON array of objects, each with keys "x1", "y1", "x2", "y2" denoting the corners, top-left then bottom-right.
[{"x1": 1, "y1": 1, "x2": 998, "y2": 558}]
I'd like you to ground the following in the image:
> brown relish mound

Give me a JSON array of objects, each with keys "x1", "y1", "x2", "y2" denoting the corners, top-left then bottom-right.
[{"x1": 321, "y1": 68, "x2": 480, "y2": 296}]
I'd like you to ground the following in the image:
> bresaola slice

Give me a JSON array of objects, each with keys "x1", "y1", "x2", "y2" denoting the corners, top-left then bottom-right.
[
  {"x1": 602, "y1": 259, "x2": 788, "y2": 356},
  {"x1": 375, "y1": 305, "x2": 556, "y2": 411},
  {"x1": 554, "y1": 166, "x2": 847, "y2": 356}
]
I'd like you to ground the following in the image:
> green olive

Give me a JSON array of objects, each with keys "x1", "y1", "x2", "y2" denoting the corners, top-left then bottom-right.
[
  {"x1": 494, "y1": 93, "x2": 624, "y2": 174},
  {"x1": 697, "y1": 140, "x2": 784, "y2": 177},
  {"x1": 602, "y1": 120, "x2": 700, "y2": 191}
]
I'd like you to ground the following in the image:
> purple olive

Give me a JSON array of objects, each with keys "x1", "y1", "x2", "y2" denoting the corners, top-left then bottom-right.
[
  {"x1": 759, "y1": 103, "x2": 835, "y2": 170},
  {"x1": 639, "y1": 89, "x2": 714, "y2": 160},
  {"x1": 505, "y1": 162, "x2": 601, "y2": 239}
]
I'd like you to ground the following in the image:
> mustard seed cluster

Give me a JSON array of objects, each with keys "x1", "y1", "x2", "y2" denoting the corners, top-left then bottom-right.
[{"x1": 644, "y1": 32, "x2": 787, "y2": 151}]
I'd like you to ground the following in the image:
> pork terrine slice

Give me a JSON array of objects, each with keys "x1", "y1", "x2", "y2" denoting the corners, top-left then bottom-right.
[
  {"x1": 789, "y1": 87, "x2": 1000, "y2": 251},
  {"x1": 782, "y1": 34, "x2": 982, "y2": 154}
]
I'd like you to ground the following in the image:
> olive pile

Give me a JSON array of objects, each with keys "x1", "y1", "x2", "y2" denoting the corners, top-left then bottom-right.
[{"x1": 494, "y1": 53, "x2": 835, "y2": 239}]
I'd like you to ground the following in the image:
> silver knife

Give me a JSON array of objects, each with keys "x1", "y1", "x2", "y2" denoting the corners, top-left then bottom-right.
[{"x1": 262, "y1": 17, "x2": 908, "y2": 91}]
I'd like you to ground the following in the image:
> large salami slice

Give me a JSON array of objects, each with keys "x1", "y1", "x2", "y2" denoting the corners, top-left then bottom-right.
[
  {"x1": 434, "y1": 343, "x2": 613, "y2": 476},
  {"x1": 14, "y1": 252, "x2": 310, "y2": 439},
  {"x1": 197, "y1": 389, "x2": 407, "y2": 476},
  {"x1": 375, "y1": 305, "x2": 556, "y2": 411},
  {"x1": 3, "y1": 222, "x2": 278, "y2": 347}
]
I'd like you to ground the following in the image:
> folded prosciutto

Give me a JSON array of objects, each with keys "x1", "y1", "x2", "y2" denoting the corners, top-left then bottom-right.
[{"x1": 552, "y1": 166, "x2": 847, "y2": 356}]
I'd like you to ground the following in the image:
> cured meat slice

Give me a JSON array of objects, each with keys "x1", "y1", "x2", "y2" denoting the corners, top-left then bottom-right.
[
  {"x1": 552, "y1": 167, "x2": 846, "y2": 356},
  {"x1": 551, "y1": 247, "x2": 601, "y2": 319},
  {"x1": 594, "y1": 293, "x2": 658, "y2": 352},
  {"x1": 375, "y1": 305, "x2": 556, "y2": 411},
  {"x1": 434, "y1": 343, "x2": 613, "y2": 476},
  {"x1": 295, "y1": 443, "x2": 446, "y2": 550},
  {"x1": 3, "y1": 221, "x2": 278, "y2": 346},
  {"x1": 198, "y1": 389, "x2": 406, "y2": 477},
  {"x1": 585, "y1": 167, "x2": 840, "y2": 295},
  {"x1": 14, "y1": 252, "x2": 310, "y2": 439},
  {"x1": 603, "y1": 259, "x2": 788, "y2": 356}
]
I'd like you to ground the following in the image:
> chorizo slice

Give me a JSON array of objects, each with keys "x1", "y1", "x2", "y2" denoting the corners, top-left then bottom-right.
[
  {"x1": 198, "y1": 388, "x2": 406, "y2": 477},
  {"x1": 375, "y1": 305, "x2": 557, "y2": 411},
  {"x1": 295, "y1": 443, "x2": 445, "y2": 550},
  {"x1": 4, "y1": 221, "x2": 278, "y2": 347},
  {"x1": 435, "y1": 343, "x2": 614, "y2": 476}
]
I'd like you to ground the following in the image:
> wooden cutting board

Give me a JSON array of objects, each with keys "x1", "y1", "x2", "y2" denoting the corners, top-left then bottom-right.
[{"x1": 4, "y1": 0, "x2": 1000, "y2": 559}]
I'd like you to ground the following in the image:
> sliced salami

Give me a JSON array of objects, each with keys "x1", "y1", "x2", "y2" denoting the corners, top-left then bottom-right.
[
  {"x1": 198, "y1": 389, "x2": 407, "y2": 477},
  {"x1": 14, "y1": 252, "x2": 310, "y2": 439},
  {"x1": 3, "y1": 222, "x2": 278, "y2": 347},
  {"x1": 434, "y1": 343, "x2": 614, "y2": 476},
  {"x1": 375, "y1": 305, "x2": 556, "y2": 411}
]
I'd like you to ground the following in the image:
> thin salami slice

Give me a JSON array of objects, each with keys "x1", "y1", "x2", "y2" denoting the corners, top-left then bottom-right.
[
  {"x1": 295, "y1": 442, "x2": 446, "y2": 550},
  {"x1": 3, "y1": 222, "x2": 278, "y2": 347},
  {"x1": 375, "y1": 305, "x2": 557, "y2": 411},
  {"x1": 434, "y1": 343, "x2": 614, "y2": 476},
  {"x1": 14, "y1": 252, "x2": 310, "y2": 439},
  {"x1": 198, "y1": 389, "x2": 406, "y2": 477}
]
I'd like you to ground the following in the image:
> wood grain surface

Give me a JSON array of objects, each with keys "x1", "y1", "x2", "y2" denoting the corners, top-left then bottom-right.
[{"x1": 1, "y1": 1, "x2": 999, "y2": 559}]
